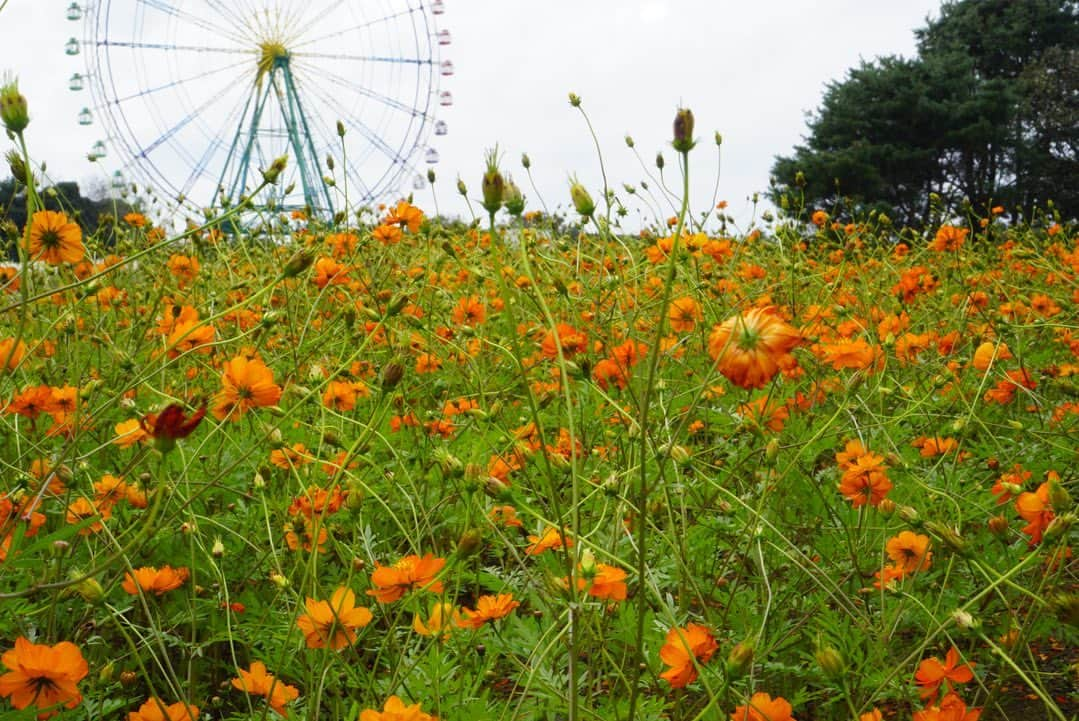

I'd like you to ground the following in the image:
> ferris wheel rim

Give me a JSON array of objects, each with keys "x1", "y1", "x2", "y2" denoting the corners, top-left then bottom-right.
[{"x1": 77, "y1": 0, "x2": 447, "y2": 213}]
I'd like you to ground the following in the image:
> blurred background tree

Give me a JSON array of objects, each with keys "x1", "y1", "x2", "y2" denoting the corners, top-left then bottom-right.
[{"x1": 770, "y1": 0, "x2": 1078, "y2": 227}]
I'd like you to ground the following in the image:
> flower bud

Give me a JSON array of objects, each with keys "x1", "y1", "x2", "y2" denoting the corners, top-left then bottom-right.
[
  {"x1": 521, "y1": 153, "x2": 531, "y2": 170},
  {"x1": 261, "y1": 154, "x2": 288, "y2": 185},
  {"x1": 457, "y1": 528, "x2": 484, "y2": 557},
  {"x1": 951, "y1": 609, "x2": 978, "y2": 630},
  {"x1": 0, "y1": 75, "x2": 29, "y2": 134},
  {"x1": 569, "y1": 176, "x2": 595, "y2": 218},
  {"x1": 655, "y1": 152, "x2": 665, "y2": 171},
  {"x1": 624, "y1": 135, "x2": 635, "y2": 148},
  {"x1": 987, "y1": 514, "x2": 1009, "y2": 537},
  {"x1": 726, "y1": 640, "x2": 755, "y2": 679},
  {"x1": 282, "y1": 249, "x2": 314, "y2": 278},
  {"x1": 427, "y1": 167, "x2": 436, "y2": 183},
  {"x1": 481, "y1": 146, "x2": 504, "y2": 215},
  {"x1": 456, "y1": 176, "x2": 468, "y2": 196},
  {"x1": 269, "y1": 572, "x2": 289, "y2": 589},
  {"x1": 5, "y1": 149, "x2": 26, "y2": 184},
  {"x1": 337, "y1": 120, "x2": 346, "y2": 137},
  {"x1": 568, "y1": 92, "x2": 581, "y2": 107},
  {"x1": 211, "y1": 537, "x2": 225, "y2": 557},
  {"x1": 381, "y1": 361, "x2": 404, "y2": 390},
  {"x1": 68, "y1": 573, "x2": 104, "y2": 604},
  {"x1": 877, "y1": 498, "x2": 896, "y2": 518},
  {"x1": 1043, "y1": 512, "x2": 1074, "y2": 543},
  {"x1": 714, "y1": 131, "x2": 723, "y2": 146},
  {"x1": 672, "y1": 107, "x2": 695, "y2": 153},
  {"x1": 119, "y1": 670, "x2": 138, "y2": 687},
  {"x1": 814, "y1": 646, "x2": 845, "y2": 678},
  {"x1": 1047, "y1": 592, "x2": 1079, "y2": 628},
  {"x1": 503, "y1": 177, "x2": 525, "y2": 216},
  {"x1": 1048, "y1": 479, "x2": 1071, "y2": 511}
]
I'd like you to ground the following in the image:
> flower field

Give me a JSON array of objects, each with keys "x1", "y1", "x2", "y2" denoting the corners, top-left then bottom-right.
[{"x1": 1, "y1": 104, "x2": 1077, "y2": 721}]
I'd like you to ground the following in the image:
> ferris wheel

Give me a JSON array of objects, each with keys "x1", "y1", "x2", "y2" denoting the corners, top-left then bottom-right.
[{"x1": 64, "y1": 0, "x2": 453, "y2": 216}]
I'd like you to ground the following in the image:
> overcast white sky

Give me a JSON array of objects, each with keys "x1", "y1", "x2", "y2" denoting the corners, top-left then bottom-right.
[{"x1": 0, "y1": 0, "x2": 943, "y2": 230}]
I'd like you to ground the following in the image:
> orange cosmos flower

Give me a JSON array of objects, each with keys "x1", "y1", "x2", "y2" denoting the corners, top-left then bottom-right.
[
  {"x1": 708, "y1": 307, "x2": 801, "y2": 389},
  {"x1": 212, "y1": 356, "x2": 282, "y2": 421},
  {"x1": 525, "y1": 527, "x2": 573, "y2": 555},
  {"x1": 360, "y1": 696, "x2": 438, "y2": 721},
  {"x1": 296, "y1": 586, "x2": 373, "y2": 650},
  {"x1": 929, "y1": 225, "x2": 968, "y2": 252},
  {"x1": 583, "y1": 563, "x2": 628, "y2": 601},
  {"x1": 911, "y1": 436, "x2": 959, "y2": 458},
  {"x1": 818, "y1": 337, "x2": 879, "y2": 371},
  {"x1": 25, "y1": 210, "x2": 84, "y2": 265},
  {"x1": 122, "y1": 565, "x2": 189, "y2": 596},
  {"x1": 859, "y1": 710, "x2": 883, "y2": 721},
  {"x1": 231, "y1": 661, "x2": 299, "y2": 715},
  {"x1": 668, "y1": 296, "x2": 703, "y2": 332},
  {"x1": 451, "y1": 295, "x2": 487, "y2": 326},
  {"x1": 166, "y1": 254, "x2": 200, "y2": 286},
  {"x1": 540, "y1": 323, "x2": 589, "y2": 359},
  {"x1": 838, "y1": 453, "x2": 892, "y2": 508},
  {"x1": 114, "y1": 418, "x2": 150, "y2": 447},
  {"x1": 456, "y1": 593, "x2": 520, "y2": 630},
  {"x1": 413, "y1": 602, "x2": 463, "y2": 638},
  {"x1": 367, "y1": 553, "x2": 446, "y2": 603},
  {"x1": 489, "y1": 505, "x2": 523, "y2": 527},
  {"x1": 0, "y1": 637, "x2": 88, "y2": 717},
  {"x1": 971, "y1": 341, "x2": 1011, "y2": 372},
  {"x1": 914, "y1": 647, "x2": 975, "y2": 702},
  {"x1": 912, "y1": 692, "x2": 981, "y2": 721},
  {"x1": 730, "y1": 692, "x2": 797, "y2": 721},
  {"x1": 128, "y1": 698, "x2": 199, "y2": 721},
  {"x1": 384, "y1": 200, "x2": 425, "y2": 233},
  {"x1": 886, "y1": 531, "x2": 932, "y2": 575},
  {"x1": 0, "y1": 337, "x2": 27, "y2": 372},
  {"x1": 1015, "y1": 482, "x2": 1054, "y2": 546},
  {"x1": 372, "y1": 223, "x2": 403, "y2": 245},
  {"x1": 659, "y1": 623, "x2": 718, "y2": 688}
]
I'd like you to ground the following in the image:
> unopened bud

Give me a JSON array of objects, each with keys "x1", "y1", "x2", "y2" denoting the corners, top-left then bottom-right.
[
  {"x1": 282, "y1": 249, "x2": 314, "y2": 278},
  {"x1": 726, "y1": 641, "x2": 755, "y2": 678},
  {"x1": 987, "y1": 514, "x2": 1009, "y2": 537},
  {"x1": 655, "y1": 152, "x2": 665, "y2": 171},
  {"x1": 1048, "y1": 479, "x2": 1071, "y2": 511},
  {"x1": 951, "y1": 609, "x2": 978, "y2": 630},
  {"x1": 814, "y1": 646, "x2": 845, "y2": 678},
  {"x1": 481, "y1": 146, "x2": 504, "y2": 215},
  {"x1": 457, "y1": 528, "x2": 484, "y2": 557},
  {"x1": 270, "y1": 572, "x2": 289, "y2": 589},
  {"x1": 5, "y1": 149, "x2": 26, "y2": 184},
  {"x1": 1043, "y1": 513, "x2": 1074, "y2": 543},
  {"x1": 456, "y1": 176, "x2": 467, "y2": 196},
  {"x1": 261, "y1": 154, "x2": 288, "y2": 185},
  {"x1": 672, "y1": 108, "x2": 695, "y2": 153},
  {"x1": 569, "y1": 176, "x2": 595, "y2": 218},
  {"x1": 624, "y1": 135, "x2": 635, "y2": 148},
  {"x1": 336, "y1": 120, "x2": 346, "y2": 137},
  {"x1": 211, "y1": 537, "x2": 225, "y2": 558},
  {"x1": 878, "y1": 498, "x2": 896, "y2": 518},
  {"x1": 381, "y1": 361, "x2": 404, "y2": 390},
  {"x1": 521, "y1": 153, "x2": 531, "y2": 170},
  {"x1": 0, "y1": 75, "x2": 29, "y2": 134},
  {"x1": 568, "y1": 92, "x2": 581, "y2": 107}
]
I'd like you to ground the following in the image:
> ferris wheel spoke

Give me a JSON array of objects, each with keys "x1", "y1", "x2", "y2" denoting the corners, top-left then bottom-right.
[
  {"x1": 179, "y1": 88, "x2": 256, "y2": 200},
  {"x1": 296, "y1": 61, "x2": 431, "y2": 120},
  {"x1": 136, "y1": 0, "x2": 250, "y2": 46},
  {"x1": 108, "y1": 58, "x2": 251, "y2": 106},
  {"x1": 294, "y1": 51, "x2": 431, "y2": 65},
  {"x1": 99, "y1": 39, "x2": 254, "y2": 55},
  {"x1": 202, "y1": 0, "x2": 261, "y2": 40},
  {"x1": 302, "y1": 80, "x2": 414, "y2": 171},
  {"x1": 138, "y1": 76, "x2": 245, "y2": 158},
  {"x1": 290, "y1": 8, "x2": 417, "y2": 51}
]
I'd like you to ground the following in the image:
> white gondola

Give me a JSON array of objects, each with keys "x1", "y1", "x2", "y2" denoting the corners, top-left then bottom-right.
[
  {"x1": 78, "y1": 107, "x2": 93, "y2": 125},
  {"x1": 439, "y1": 91, "x2": 453, "y2": 107},
  {"x1": 66, "y1": 3, "x2": 83, "y2": 21},
  {"x1": 425, "y1": 148, "x2": 440, "y2": 164},
  {"x1": 65, "y1": 38, "x2": 81, "y2": 56},
  {"x1": 91, "y1": 140, "x2": 107, "y2": 158},
  {"x1": 437, "y1": 30, "x2": 451, "y2": 46},
  {"x1": 431, "y1": 0, "x2": 445, "y2": 15},
  {"x1": 111, "y1": 171, "x2": 124, "y2": 190},
  {"x1": 440, "y1": 60, "x2": 454, "y2": 76},
  {"x1": 434, "y1": 120, "x2": 447, "y2": 136},
  {"x1": 412, "y1": 174, "x2": 426, "y2": 190},
  {"x1": 69, "y1": 74, "x2": 85, "y2": 92}
]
